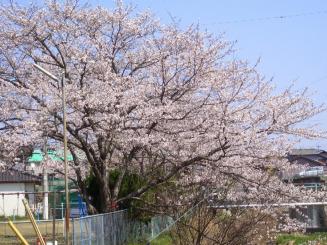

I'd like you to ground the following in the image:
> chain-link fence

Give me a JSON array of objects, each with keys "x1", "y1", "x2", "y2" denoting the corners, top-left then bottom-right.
[
  {"x1": 72, "y1": 210, "x2": 127, "y2": 245},
  {"x1": 72, "y1": 210, "x2": 173, "y2": 245}
]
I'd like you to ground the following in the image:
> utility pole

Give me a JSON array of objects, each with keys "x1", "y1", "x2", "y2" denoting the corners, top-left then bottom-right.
[
  {"x1": 61, "y1": 73, "x2": 70, "y2": 243},
  {"x1": 33, "y1": 64, "x2": 70, "y2": 245},
  {"x1": 43, "y1": 168, "x2": 49, "y2": 220},
  {"x1": 43, "y1": 138, "x2": 49, "y2": 220}
]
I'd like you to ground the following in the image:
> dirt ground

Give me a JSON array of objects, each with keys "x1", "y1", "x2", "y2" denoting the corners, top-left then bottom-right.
[{"x1": 0, "y1": 220, "x2": 66, "y2": 244}]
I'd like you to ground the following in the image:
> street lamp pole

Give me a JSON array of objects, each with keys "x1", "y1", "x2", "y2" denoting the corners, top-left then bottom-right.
[
  {"x1": 33, "y1": 64, "x2": 70, "y2": 245},
  {"x1": 61, "y1": 73, "x2": 70, "y2": 244}
]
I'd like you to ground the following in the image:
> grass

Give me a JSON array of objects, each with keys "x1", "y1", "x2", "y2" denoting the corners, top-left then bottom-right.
[
  {"x1": 0, "y1": 235, "x2": 66, "y2": 244},
  {"x1": 0, "y1": 215, "x2": 30, "y2": 222},
  {"x1": 128, "y1": 233, "x2": 173, "y2": 245},
  {"x1": 277, "y1": 232, "x2": 327, "y2": 244},
  {"x1": 150, "y1": 234, "x2": 173, "y2": 245},
  {"x1": 130, "y1": 232, "x2": 327, "y2": 245}
]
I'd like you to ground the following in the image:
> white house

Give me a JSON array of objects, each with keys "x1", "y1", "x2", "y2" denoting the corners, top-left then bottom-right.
[{"x1": 0, "y1": 170, "x2": 41, "y2": 217}]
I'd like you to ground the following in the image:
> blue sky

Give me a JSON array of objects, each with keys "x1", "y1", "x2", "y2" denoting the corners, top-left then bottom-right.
[{"x1": 97, "y1": 0, "x2": 327, "y2": 149}]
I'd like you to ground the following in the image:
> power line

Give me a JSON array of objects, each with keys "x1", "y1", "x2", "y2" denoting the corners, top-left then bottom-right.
[
  {"x1": 309, "y1": 75, "x2": 327, "y2": 84},
  {"x1": 209, "y1": 10, "x2": 327, "y2": 25}
]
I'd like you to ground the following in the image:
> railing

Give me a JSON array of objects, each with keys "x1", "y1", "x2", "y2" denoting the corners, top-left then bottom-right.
[
  {"x1": 281, "y1": 168, "x2": 326, "y2": 180},
  {"x1": 302, "y1": 183, "x2": 324, "y2": 191}
]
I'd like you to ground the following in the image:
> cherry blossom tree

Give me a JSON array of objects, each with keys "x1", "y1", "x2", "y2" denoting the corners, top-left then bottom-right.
[{"x1": 0, "y1": 0, "x2": 324, "y2": 215}]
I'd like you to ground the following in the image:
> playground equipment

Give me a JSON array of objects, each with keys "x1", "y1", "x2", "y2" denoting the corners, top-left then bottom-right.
[
  {"x1": 0, "y1": 196, "x2": 30, "y2": 245},
  {"x1": 7, "y1": 219, "x2": 29, "y2": 245},
  {"x1": 0, "y1": 191, "x2": 87, "y2": 244},
  {"x1": 23, "y1": 198, "x2": 46, "y2": 245}
]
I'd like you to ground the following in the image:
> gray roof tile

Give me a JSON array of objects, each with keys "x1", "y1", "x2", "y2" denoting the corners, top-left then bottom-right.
[{"x1": 0, "y1": 170, "x2": 41, "y2": 183}]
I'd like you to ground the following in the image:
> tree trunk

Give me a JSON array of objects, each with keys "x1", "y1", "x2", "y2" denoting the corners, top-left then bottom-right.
[{"x1": 97, "y1": 174, "x2": 112, "y2": 212}]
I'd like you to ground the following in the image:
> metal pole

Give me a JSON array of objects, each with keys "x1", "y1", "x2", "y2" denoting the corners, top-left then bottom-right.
[
  {"x1": 88, "y1": 217, "x2": 92, "y2": 245},
  {"x1": 62, "y1": 74, "x2": 70, "y2": 245},
  {"x1": 43, "y1": 168, "x2": 49, "y2": 220},
  {"x1": 53, "y1": 191, "x2": 56, "y2": 245},
  {"x1": 72, "y1": 217, "x2": 74, "y2": 245},
  {"x1": 0, "y1": 190, "x2": 76, "y2": 195},
  {"x1": 43, "y1": 138, "x2": 49, "y2": 220},
  {"x1": 61, "y1": 203, "x2": 64, "y2": 219},
  {"x1": 33, "y1": 64, "x2": 70, "y2": 244},
  {"x1": 101, "y1": 215, "x2": 104, "y2": 245}
]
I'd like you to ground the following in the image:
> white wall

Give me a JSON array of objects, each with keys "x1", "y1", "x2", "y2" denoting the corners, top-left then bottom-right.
[
  {"x1": 0, "y1": 183, "x2": 26, "y2": 217},
  {"x1": 25, "y1": 183, "x2": 36, "y2": 212}
]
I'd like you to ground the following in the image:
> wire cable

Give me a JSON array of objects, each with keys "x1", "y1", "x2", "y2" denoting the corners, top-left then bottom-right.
[{"x1": 208, "y1": 10, "x2": 327, "y2": 25}]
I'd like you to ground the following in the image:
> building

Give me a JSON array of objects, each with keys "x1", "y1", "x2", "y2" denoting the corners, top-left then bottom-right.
[
  {"x1": 27, "y1": 149, "x2": 73, "y2": 175},
  {"x1": 26, "y1": 149, "x2": 82, "y2": 218},
  {"x1": 0, "y1": 170, "x2": 41, "y2": 217},
  {"x1": 286, "y1": 149, "x2": 327, "y2": 230},
  {"x1": 286, "y1": 149, "x2": 327, "y2": 188},
  {"x1": 288, "y1": 148, "x2": 327, "y2": 167}
]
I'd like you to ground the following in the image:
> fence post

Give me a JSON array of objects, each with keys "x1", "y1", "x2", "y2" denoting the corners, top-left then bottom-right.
[
  {"x1": 52, "y1": 191, "x2": 56, "y2": 245},
  {"x1": 88, "y1": 216, "x2": 92, "y2": 245},
  {"x1": 101, "y1": 214, "x2": 105, "y2": 245},
  {"x1": 72, "y1": 218, "x2": 74, "y2": 245},
  {"x1": 151, "y1": 217, "x2": 154, "y2": 239},
  {"x1": 61, "y1": 203, "x2": 64, "y2": 219},
  {"x1": 61, "y1": 202, "x2": 65, "y2": 237}
]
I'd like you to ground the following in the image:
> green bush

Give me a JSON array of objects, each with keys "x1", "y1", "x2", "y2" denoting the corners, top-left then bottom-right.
[{"x1": 86, "y1": 170, "x2": 151, "y2": 219}]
